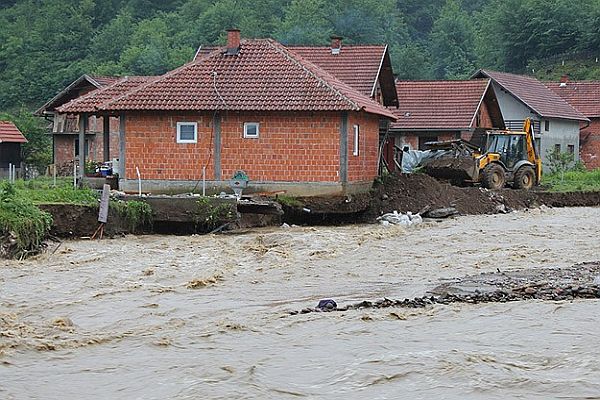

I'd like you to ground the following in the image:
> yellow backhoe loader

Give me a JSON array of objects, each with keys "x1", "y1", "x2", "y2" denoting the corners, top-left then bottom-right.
[{"x1": 423, "y1": 118, "x2": 542, "y2": 189}]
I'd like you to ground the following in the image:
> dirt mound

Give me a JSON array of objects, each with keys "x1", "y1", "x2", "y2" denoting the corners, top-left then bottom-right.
[{"x1": 368, "y1": 173, "x2": 540, "y2": 217}]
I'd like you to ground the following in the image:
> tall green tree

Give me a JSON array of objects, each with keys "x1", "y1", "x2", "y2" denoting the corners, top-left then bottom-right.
[
  {"x1": 430, "y1": 0, "x2": 476, "y2": 79},
  {"x1": 277, "y1": 0, "x2": 331, "y2": 45}
]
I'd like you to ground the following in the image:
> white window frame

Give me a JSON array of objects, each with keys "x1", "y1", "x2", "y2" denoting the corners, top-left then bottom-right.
[
  {"x1": 352, "y1": 124, "x2": 359, "y2": 156},
  {"x1": 176, "y1": 122, "x2": 198, "y2": 143},
  {"x1": 244, "y1": 122, "x2": 260, "y2": 139}
]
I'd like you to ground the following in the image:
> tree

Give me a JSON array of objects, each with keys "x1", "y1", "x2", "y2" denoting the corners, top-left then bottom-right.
[
  {"x1": 429, "y1": 0, "x2": 476, "y2": 79},
  {"x1": 277, "y1": 0, "x2": 331, "y2": 45}
]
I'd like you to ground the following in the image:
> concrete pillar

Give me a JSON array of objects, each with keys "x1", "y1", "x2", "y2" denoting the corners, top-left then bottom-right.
[
  {"x1": 78, "y1": 113, "x2": 87, "y2": 184},
  {"x1": 213, "y1": 113, "x2": 221, "y2": 181},
  {"x1": 339, "y1": 112, "x2": 348, "y2": 184},
  {"x1": 103, "y1": 115, "x2": 110, "y2": 162},
  {"x1": 119, "y1": 113, "x2": 126, "y2": 179}
]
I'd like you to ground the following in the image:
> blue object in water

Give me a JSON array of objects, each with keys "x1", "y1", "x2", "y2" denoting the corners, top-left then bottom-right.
[{"x1": 317, "y1": 299, "x2": 337, "y2": 311}]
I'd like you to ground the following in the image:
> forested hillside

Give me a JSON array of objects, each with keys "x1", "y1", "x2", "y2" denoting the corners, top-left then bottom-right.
[{"x1": 1, "y1": 0, "x2": 599, "y2": 112}]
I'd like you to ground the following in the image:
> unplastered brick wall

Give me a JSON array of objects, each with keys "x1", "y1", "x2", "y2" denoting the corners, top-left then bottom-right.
[
  {"x1": 477, "y1": 101, "x2": 494, "y2": 128},
  {"x1": 53, "y1": 115, "x2": 121, "y2": 167},
  {"x1": 54, "y1": 135, "x2": 75, "y2": 167},
  {"x1": 124, "y1": 110, "x2": 382, "y2": 183},
  {"x1": 220, "y1": 111, "x2": 342, "y2": 182},
  {"x1": 125, "y1": 112, "x2": 215, "y2": 181},
  {"x1": 347, "y1": 112, "x2": 380, "y2": 182},
  {"x1": 581, "y1": 118, "x2": 600, "y2": 169}
]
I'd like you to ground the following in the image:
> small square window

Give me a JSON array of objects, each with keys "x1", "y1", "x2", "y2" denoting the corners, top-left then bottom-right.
[
  {"x1": 352, "y1": 125, "x2": 359, "y2": 156},
  {"x1": 177, "y1": 122, "x2": 197, "y2": 143},
  {"x1": 555, "y1": 143, "x2": 561, "y2": 153},
  {"x1": 544, "y1": 120, "x2": 550, "y2": 131},
  {"x1": 567, "y1": 144, "x2": 575, "y2": 154},
  {"x1": 244, "y1": 122, "x2": 259, "y2": 138}
]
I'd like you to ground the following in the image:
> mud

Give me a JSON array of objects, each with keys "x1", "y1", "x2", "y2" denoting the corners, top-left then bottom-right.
[
  {"x1": 39, "y1": 204, "x2": 129, "y2": 238},
  {"x1": 2, "y1": 207, "x2": 600, "y2": 399}
]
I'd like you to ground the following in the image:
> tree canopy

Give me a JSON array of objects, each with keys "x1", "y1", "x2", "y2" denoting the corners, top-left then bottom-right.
[{"x1": 1, "y1": 0, "x2": 599, "y2": 112}]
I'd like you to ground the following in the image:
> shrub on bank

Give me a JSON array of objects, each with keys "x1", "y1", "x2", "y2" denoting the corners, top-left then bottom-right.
[{"x1": 0, "y1": 182, "x2": 53, "y2": 259}]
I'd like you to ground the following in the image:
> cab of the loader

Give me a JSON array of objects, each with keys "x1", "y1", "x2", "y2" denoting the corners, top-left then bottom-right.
[{"x1": 485, "y1": 131, "x2": 527, "y2": 170}]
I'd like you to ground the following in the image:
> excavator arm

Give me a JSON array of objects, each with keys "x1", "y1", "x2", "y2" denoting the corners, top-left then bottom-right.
[{"x1": 523, "y1": 118, "x2": 542, "y2": 183}]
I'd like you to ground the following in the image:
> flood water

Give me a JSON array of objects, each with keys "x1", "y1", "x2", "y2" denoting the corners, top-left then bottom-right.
[{"x1": 1, "y1": 207, "x2": 600, "y2": 399}]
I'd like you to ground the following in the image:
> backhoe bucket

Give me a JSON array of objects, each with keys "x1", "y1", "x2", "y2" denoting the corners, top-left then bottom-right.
[{"x1": 424, "y1": 155, "x2": 478, "y2": 182}]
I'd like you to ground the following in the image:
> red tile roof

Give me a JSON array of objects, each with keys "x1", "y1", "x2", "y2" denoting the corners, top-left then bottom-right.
[
  {"x1": 475, "y1": 69, "x2": 589, "y2": 121},
  {"x1": 57, "y1": 76, "x2": 154, "y2": 113},
  {"x1": 193, "y1": 46, "x2": 219, "y2": 61},
  {"x1": 546, "y1": 81, "x2": 600, "y2": 118},
  {"x1": 289, "y1": 45, "x2": 387, "y2": 97},
  {"x1": 390, "y1": 80, "x2": 491, "y2": 130},
  {"x1": 36, "y1": 74, "x2": 122, "y2": 115},
  {"x1": 93, "y1": 39, "x2": 395, "y2": 119},
  {"x1": 0, "y1": 121, "x2": 28, "y2": 143}
]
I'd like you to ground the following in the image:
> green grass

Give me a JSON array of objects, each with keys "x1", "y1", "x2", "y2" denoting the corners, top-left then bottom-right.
[
  {"x1": 111, "y1": 199, "x2": 153, "y2": 232},
  {"x1": 0, "y1": 181, "x2": 53, "y2": 259},
  {"x1": 542, "y1": 169, "x2": 600, "y2": 192},
  {"x1": 13, "y1": 178, "x2": 98, "y2": 206}
]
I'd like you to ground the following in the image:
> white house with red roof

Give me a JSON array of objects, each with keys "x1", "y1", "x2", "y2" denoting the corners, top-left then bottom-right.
[
  {"x1": 57, "y1": 30, "x2": 397, "y2": 195},
  {"x1": 473, "y1": 70, "x2": 589, "y2": 167},
  {"x1": 547, "y1": 79, "x2": 600, "y2": 170}
]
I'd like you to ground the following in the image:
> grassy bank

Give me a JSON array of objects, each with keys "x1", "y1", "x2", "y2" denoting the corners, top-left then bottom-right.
[
  {"x1": 542, "y1": 169, "x2": 600, "y2": 192},
  {"x1": 13, "y1": 178, "x2": 97, "y2": 206},
  {"x1": 0, "y1": 182, "x2": 53, "y2": 259}
]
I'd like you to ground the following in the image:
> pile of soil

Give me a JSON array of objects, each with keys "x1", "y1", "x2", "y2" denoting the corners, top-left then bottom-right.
[{"x1": 367, "y1": 173, "x2": 540, "y2": 217}]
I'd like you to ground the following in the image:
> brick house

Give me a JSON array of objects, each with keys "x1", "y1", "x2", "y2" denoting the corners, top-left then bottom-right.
[
  {"x1": 0, "y1": 121, "x2": 27, "y2": 178},
  {"x1": 36, "y1": 74, "x2": 150, "y2": 174},
  {"x1": 546, "y1": 79, "x2": 600, "y2": 170},
  {"x1": 386, "y1": 79, "x2": 504, "y2": 169},
  {"x1": 57, "y1": 31, "x2": 396, "y2": 195},
  {"x1": 472, "y1": 70, "x2": 589, "y2": 169}
]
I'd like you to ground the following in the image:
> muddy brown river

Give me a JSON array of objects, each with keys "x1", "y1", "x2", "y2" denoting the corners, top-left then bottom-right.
[{"x1": 1, "y1": 207, "x2": 600, "y2": 399}]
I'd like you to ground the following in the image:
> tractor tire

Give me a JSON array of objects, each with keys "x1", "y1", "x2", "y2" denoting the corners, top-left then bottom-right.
[
  {"x1": 513, "y1": 166, "x2": 535, "y2": 190},
  {"x1": 481, "y1": 163, "x2": 506, "y2": 189}
]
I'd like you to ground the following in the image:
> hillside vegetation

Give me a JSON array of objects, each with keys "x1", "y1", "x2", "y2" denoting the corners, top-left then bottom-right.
[{"x1": 1, "y1": 0, "x2": 600, "y2": 113}]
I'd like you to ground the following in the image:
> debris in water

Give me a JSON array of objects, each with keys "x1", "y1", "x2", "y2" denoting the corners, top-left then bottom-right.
[
  {"x1": 377, "y1": 211, "x2": 423, "y2": 227},
  {"x1": 186, "y1": 273, "x2": 223, "y2": 289},
  {"x1": 316, "y1": 299, "x2": 337, "y2": 311}
]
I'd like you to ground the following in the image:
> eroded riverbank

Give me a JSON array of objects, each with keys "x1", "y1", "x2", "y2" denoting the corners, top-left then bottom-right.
[{"x1": 1, "y1": 207, "x2": 600, "y2": 399}]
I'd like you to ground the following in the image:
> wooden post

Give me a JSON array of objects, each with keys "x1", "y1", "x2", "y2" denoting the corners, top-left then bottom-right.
[
  {"x1": 103, "y1": 114, "x2": 110, "y2": 162},
  {"x1": 78, "y1": 113, "x2": 88, "y2": 185}
]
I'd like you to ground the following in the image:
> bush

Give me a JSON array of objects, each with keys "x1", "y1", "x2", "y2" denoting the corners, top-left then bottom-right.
[
  {"x1": 0, "y1": 181, "x2": 53, "y2": 259},
  {"x1": 111, "y1": 200, "x2": 153, "y2": 232}
]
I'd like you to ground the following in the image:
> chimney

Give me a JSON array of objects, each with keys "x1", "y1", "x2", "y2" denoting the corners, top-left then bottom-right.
[
  {"x1": 226, "y1": 29, "x2": 241, "y2": 55},
  {"x1": 331, "y1": 35, "x2": 343, "y2": 55},
  {"x1": 560, "y1": 74, "x2": 569, "y2": 84}
]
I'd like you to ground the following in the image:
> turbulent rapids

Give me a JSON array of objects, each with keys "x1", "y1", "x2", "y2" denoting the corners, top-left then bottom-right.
[{"x1": 2, "y1": 207, "x2": 600, "y2": 399}]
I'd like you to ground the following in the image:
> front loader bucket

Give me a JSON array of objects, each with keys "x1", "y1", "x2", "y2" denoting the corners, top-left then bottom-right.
[{"x1": 423, "y1": 156, "x2": 478, "y2": 182}]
